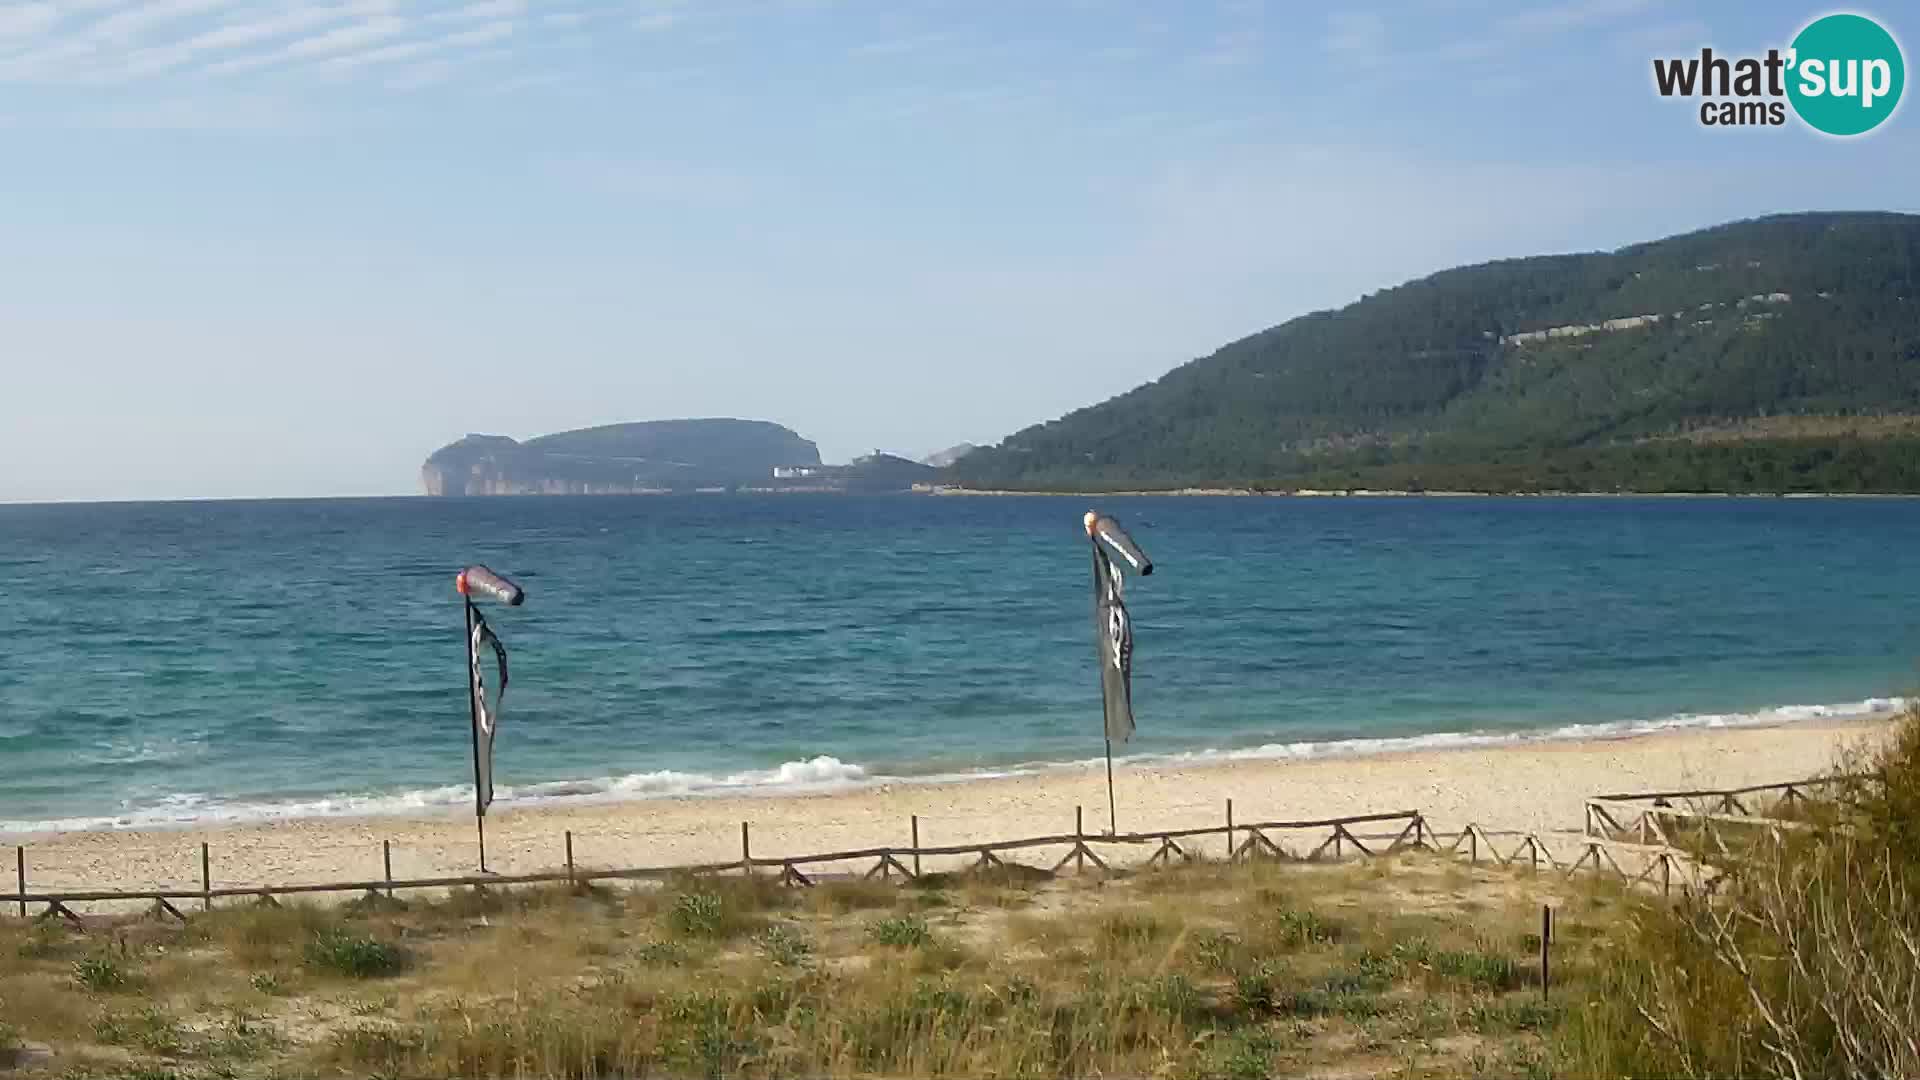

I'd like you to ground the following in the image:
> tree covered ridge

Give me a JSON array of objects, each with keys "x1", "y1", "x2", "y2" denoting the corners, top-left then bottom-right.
[{"x1": 950, "y1": 212, "x2": 1920, "y2": 492}]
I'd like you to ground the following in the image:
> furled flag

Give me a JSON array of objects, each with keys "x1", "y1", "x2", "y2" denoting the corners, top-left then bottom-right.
[
  {"x1": 457, "y1": 564, "x2": 524, "y2": 817},
  {"x1": 466, "y1": 606, "x2": 509, "y2": 812},
  {"x1": 1085, "y1": 512, "x2": 1153, "y2": 743}
]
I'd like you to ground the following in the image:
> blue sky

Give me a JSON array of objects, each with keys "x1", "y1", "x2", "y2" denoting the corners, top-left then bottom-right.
[{"x1": 2, "y1": 0, "x2": 1916, "y2": 501}]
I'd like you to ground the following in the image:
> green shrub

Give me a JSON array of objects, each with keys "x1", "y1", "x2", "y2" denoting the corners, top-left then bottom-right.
[
  {"x1": 1233, "y1": 965, "x2": 1278, "y2": 1015},
  {"x1": 635, "y1": 940, "x2": 689, "y2": 967},
  {"x1": 303, "y1": 931, "x2": 406, "y2": 978},
  {"x1": 1190, "y1": 929, "x2": 1240, "y2": 971},
  {"x1": 1469, "y1": 997, "x2": 1558, "y2": 1032},
  {"x1": 1434, "y1": 949, "x2": 1521, "y2": 991},
  {"x1": 1196, "y1": 1028, "x2": 1280, "y2": 1080},
  {"x1": 869, "y1": 914, "x2": 933, "y2": 948},
  {"x1": 668, "y1": 893, "x2": 726, "y2": 938},
  {"x1": 1144, "y1": 973, "x2": 1207, "y2": 1022},
  {"x1": 93, "y1": 1007, "x2": 185, "y2": 1054},
  {"x1": 756, "y1": 924, "x2": 812, "y2": 967},
  {"x1": 73, "y1": 953, "x2": 132, "y2": 992},
  {"x1": 1270, "y1": 908, "x2": 1341, "y2": 947}
]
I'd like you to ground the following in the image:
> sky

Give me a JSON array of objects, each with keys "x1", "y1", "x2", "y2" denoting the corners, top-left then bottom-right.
[{"x1": 2, "y1": 0, "x2": 1916, "y2": 502}]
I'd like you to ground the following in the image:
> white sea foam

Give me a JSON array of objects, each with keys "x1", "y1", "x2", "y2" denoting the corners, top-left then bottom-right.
[{"x1": 0, "y1": 699, "x2": 1904, "y2": 835}]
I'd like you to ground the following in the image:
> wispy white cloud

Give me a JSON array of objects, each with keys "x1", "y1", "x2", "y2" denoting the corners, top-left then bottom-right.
[
  {"x1": 431, "y1": 0, "x2": 521, "y2": 22},
  {"x1": 285, "y1": 14, "x2": 401, "y2": 57},
  {"x1": 89, "y1": 0, "x2": 235, "y2": 43},
  {"x1": 0, "y1": 0, "x2": 638, "y2": 92},
  {"x1": 118, "y1": 2, "x2": 385, "y2": 78},
  {"x1": 204, "y1": 13, "x2": 404, "y2": 74}
]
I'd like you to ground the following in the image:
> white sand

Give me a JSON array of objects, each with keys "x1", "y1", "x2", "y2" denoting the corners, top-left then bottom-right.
[{"x1": 5, "y1": 717, "x2": 1889, "y2": 909}]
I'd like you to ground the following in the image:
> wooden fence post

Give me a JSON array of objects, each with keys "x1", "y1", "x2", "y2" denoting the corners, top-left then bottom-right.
[
  {"x1": 383, "y1": 840, "x2": 394, "y2": 899},
  {"x1": 565, "y1": 831, "x2": 576, "y2": 888},
  {"x1": 1540, "y1": 905, "x2": 1553, "y2": 999},
  {"x1": 1226, "y1": 799, "x2": 1234, "y2": 861},
  {"x1": 740, "y1": 822, "x2": 752, "y2": 875},
  {"x1": 201, "y1": 842, "x2": 211, "y2": 912},
  {"x1": 1075, "y1": 806, "x2": 1085, "y2": 873},
  {"x1": 14, "y1": 846, "x2": 23, "y2": 919},
  {"x1": 911, "y1": 816, "x2": 921, "y2": 878}
]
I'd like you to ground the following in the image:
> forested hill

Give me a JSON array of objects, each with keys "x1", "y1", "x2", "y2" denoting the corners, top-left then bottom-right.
[{"x1": 950, "y1": 212, "x2": 1920, "y2": 493}]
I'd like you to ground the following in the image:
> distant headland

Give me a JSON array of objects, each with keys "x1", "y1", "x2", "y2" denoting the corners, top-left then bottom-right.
[{"x1": 420, "y1": 419, "x2": 942, "y2": 496}]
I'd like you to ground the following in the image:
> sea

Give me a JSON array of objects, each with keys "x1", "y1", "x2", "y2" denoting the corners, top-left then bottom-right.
[{"x1": 1, "y1": 494, "x2": 1916, "y2": 834}]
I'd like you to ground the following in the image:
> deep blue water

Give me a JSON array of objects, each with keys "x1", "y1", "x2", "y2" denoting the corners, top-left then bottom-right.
[{"x1": 1, "y1": 495, "x2": 1917, "y2": 831}]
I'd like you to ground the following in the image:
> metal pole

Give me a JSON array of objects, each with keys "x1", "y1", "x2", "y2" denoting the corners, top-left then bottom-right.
[
  {"x1": 464, "y1": 597, "x2": 487, "y2": 874},
  {"x1": 200, "y1": 842, "x2": 211, "y2": 912},
  {"x1": 14, "y1": 846, "x2": 23, "y2": 918},
  {"x1": 1104, "y1": 738, "x2": 1117, "y2": 834},
  {"x1": 911, "y1": 816, "x2": 921, "y2": 878}
]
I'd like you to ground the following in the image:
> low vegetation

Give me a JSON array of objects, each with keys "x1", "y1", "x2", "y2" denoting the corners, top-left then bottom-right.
[
  {"x1": 0, "y1": 848, "x2": 1608, "y2": 1078},
  {"x1": 1560, "y1": 710, "x2": 1920, "y2": 1079}
]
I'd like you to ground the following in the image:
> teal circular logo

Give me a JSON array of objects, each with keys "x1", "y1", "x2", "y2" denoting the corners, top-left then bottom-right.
[{"x1": 1787, "y1": 13, "x2": 1904, "y2": 136}]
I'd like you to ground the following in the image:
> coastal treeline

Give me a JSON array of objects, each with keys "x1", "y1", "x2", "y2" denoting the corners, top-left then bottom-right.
[{"x1": 951, "y1": 212, "x2": 1920, "y2": 493}]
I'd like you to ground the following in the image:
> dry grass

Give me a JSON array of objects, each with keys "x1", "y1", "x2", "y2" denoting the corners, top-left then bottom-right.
[
  {"x1": 0, "y1": 851, "x2": 1620, "y2": 1079},
  {"x1": 1558, "y1": 709, "x2": 1920, "y2": 1080}
]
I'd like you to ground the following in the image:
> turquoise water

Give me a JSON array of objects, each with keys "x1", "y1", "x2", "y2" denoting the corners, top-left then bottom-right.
[{"x1": 1, "y1": 495, "x2": 1916, "y2": 832}]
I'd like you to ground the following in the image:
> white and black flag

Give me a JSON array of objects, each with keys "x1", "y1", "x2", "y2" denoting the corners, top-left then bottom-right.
[
  {"x1": 467, "y1": 608, "x2": 509, "y2": 812},
  {"x1": 1086, "y1": 512, "x2": 1153, "y2": 744},
  {"x1": 456, "y1": 563, "x2": 523, "y2": 819}
]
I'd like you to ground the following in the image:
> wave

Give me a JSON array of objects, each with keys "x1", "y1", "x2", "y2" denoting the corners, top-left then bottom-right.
[
  {"x1": 0, "y1": 698, "x2": 1904, "y2": 835},
  {"x1": 1116, "y1": 695, "x2": 1910, "y2": 769}
]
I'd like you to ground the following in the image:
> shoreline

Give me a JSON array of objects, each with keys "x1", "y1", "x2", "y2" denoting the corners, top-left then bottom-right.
[
  {"x1": 8, "y1": 697, "x2": 1904, "y2": 836},
  {"x1": 8, "y1": 714, "x2": 1894, "y2": 907},
  {"x1": 928, "y1": 486, "x2": 1920, "y2": 498}
]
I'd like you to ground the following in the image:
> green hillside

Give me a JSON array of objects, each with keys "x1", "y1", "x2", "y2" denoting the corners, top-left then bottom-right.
[{"x1": 950, "y1": 212, "x2": 1920, "y2": 493}]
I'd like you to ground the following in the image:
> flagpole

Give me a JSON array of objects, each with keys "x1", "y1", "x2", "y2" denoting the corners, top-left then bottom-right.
[
  {"x1": 1104, "y1": 737, "x2": 1117, "y2": 834},
  {"x1": 464, "y1": 595, "x2": 487, "y2": 874},
  {"x1": 1091, "y1": 536, "x2": 1119, "y2": 835}
]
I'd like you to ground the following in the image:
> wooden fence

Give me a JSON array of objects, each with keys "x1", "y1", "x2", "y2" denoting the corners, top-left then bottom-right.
[{"x1": 5, "y1": 796, "x2": 1713, "y2": 927}]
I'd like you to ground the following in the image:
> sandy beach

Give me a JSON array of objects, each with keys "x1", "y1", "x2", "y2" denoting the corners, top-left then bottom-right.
[{"x1": 6, "y1": 716, "x2": 1891, "y2": 908}]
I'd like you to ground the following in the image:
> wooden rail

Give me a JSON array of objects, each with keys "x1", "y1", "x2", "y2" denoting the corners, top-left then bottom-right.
[
  {"x1": 2, "y1": 808, "x2": 1427, "y2": 921},
  {"x1": 5, "y1": 795, "x2": 1745, "y2": 926},
  {"x1": 1591, "y1": 774, "x2": 1870, "y2": 803}
]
